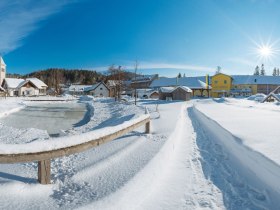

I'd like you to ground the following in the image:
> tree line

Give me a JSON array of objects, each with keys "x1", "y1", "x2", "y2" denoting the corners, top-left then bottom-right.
[
  {"x1": 253, "y1": 64, "x2": 280, "y2": 76},
  {"x1": 24, "y1": 68, "x2": 105, "y2": 93}
]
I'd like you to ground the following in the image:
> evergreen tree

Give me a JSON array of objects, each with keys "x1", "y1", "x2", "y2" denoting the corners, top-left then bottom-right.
[
  {"x1": 260, "y1": 64, "x2": 266, "y2": 76},
  {"x1": 273, "y1": 67, "x2": 277, "y2": 76},
  {"x1": 183, "y1": 73, "x2": 186, "y2": 77},
  {"x1": 178, "y1": 73, "x2": 182, "y2": 78},
  {"x1": 215, "y1": 66, "x2": 221, "y2": 74},
  {"x1": 254, "y1": 65, "x2": 260, "y2": 75},
  {"x1": 277, "y1": 68, "x2": 280, "y2": 76}
]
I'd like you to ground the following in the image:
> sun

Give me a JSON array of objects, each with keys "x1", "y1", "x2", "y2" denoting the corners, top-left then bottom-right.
[
  {"x1": 258, "y1": 45, "x2": 273, "y2": 57},
  {"x1": 251, "y1": 39, "x2": 280, "y2": 63}
]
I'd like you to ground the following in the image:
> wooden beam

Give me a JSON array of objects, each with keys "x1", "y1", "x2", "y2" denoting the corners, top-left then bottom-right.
[{"x1": 38, "y1": 160, "x2": 51, "y2": 184}]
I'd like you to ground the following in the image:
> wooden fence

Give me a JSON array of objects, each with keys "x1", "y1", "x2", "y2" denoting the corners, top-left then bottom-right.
[{"x1": 0, "y1": 116, "x2": 150, "y2": 184}]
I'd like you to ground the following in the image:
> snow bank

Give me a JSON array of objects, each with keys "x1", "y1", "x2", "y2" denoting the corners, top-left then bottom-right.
[
  {"x1": 247, "y1": 93, "x2": 266, "y2": 101},
  {"x1": 191, "y1": 106, "x2": 280, "y2": 208}
]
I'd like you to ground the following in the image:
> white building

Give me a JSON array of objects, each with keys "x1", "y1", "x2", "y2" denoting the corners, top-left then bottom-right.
[
  {"x1": 68, "y1": 85, "x2": 92, "y2": 95},
  {"x1": 84, "y1": 82, "x2": 110, "y2": 97},
  {"x1": 0, "y1": 57, "x2": 6, "y2": 86},
  {"x1": 2, "y1": 78, "x2": 48, "y2": 96}
]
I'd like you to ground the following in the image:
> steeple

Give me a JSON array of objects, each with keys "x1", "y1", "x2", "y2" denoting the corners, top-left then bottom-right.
[{"x1": 0, "y1": 57, "x2": 6, "y2": 86}]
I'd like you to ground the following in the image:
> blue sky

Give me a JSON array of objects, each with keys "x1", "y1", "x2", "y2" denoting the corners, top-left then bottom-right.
[{"x1": 2, "y1": 0, "x2": 280, "y2": 77}]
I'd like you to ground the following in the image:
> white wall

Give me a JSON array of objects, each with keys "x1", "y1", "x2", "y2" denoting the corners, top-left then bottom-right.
[{"x1": 89, "y1": 83, "x2": 109, "y2": 97}]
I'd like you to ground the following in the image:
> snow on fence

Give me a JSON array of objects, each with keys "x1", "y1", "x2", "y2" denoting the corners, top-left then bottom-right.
[{"x1": 0, "y1": 114, "x2": 151, "y2": 184}]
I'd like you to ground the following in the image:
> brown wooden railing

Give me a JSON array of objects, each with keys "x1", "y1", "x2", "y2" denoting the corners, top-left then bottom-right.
[{"x1": 0, "y1": 115, "x2": 150, "y2": 184}]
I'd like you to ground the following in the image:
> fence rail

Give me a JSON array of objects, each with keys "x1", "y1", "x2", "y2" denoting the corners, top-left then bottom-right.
[{"x1": 0, "y1": 115, "x2": 150, "y2": 184}]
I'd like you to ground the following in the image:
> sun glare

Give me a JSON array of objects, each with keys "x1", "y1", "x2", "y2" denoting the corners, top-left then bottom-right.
[
  {"x1": 251, "y1": 38, "x2": 280, "y2": 63},
  {"x1": 258, "y1": 46, "x2": 272, "y2": 57}
]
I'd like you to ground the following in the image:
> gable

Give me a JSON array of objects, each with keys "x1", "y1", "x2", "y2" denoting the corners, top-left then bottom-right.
[{"x1": 21, "y1": 81, "x2": 37, "y2": 88}]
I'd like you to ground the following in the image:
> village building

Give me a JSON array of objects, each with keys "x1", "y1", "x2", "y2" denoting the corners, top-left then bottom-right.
[
  {"x1": 159, "y1": 86, "x2": 192, "y2": 101},
  {"x1": 84, "y1": 82, "x2": 110, "y2": 97},
  {"x1": 68, "y1": 85, "x2": 92, "y2": 95},
  {"x1": 132, "y1": 89, "x2": 159, "y2": 99},
  {"x1": 150, "y1": 76, "x2": 211, "y2": 97},
  {"x1": 2, "y1": 78, "x2": 48, "y2": 96},
  {"x1": 130, "y1": 74, "x2": 158, "y2": 89},
  {"x1": 0, "y1": 57, "x2": 6, "y2": 86},
  {"x1": 152, "y1": 73, "x2": 280, "y2": 98},
  {"x1": 211, "y1": 73, "x2": 280, "y2": 97}
]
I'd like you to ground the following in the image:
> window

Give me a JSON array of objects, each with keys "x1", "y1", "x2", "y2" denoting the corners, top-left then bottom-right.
[
  {"x1": 1, "y1": 68, "x2": 4, "y2": 72},
  {"x1": 254, "y1": 79, "x2": 257, "y2": 83},
  {"x1": 224, "y1": 80, "x2": 227, "y2": 84},
  {"x1": 100, "y1": 87, "x2": 103, "y2": 90}
]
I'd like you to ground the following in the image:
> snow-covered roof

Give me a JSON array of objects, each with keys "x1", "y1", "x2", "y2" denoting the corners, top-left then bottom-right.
[
  {"x1": 232, "y1": 75, "x2": 280, "y2": 85},
  {"x1": 150, "y1": 77, "x2": 211, "y2": 89},
  {"x1": 69, "y1": 85, "x2": 92, "y2": 92},
  {"x1": 159, "y1": 87, "x2": 175, "y2": 93},
  {"x1": 26, "y1": 78, "x2": 47, "y2": 88},
  {"x1": 175, "y1": 86, "x2": 192, "y2": 93},
  {"x1": 4, "y1": 78, "x2": 24, "y2": 89},
  {"x1": 159, "y1": 86, "x2": 192, "y2": 93},
  {"x1": 136, "y1": 89, "x2": 153, "y2": 93},
  {"x1": 132, "y1": 74, "x2": 158, "y2": 82},
  {"x1": 84, "y1": 82, "x2": 109, "y2": 92}
]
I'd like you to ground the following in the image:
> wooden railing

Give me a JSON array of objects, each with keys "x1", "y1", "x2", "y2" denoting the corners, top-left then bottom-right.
[{"x1": 0, "y1": 115, "x2": 150, "y2": 184}]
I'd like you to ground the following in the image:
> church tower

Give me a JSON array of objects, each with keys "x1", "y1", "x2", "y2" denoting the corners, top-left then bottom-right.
[{"x1": 0, "y1": 57, "x2": 6, "y2": 86}]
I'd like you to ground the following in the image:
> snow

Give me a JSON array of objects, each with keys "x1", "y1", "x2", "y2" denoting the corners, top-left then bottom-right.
[
  {"x1": 0, "y1": 96, "x2": 280, "y2": 209},
  {"x1": 193, "y1": 98, "x2": 280, "y2": 208},
  {"x1": 3, "y1": 78, "x2": 24, "y2": 88},
  {"x1": 25, "y1": 78, "x2": 48, "y2": 88},
  {"x1": 247, "y1": 93, "x2": 266, "y2": 101},
  {"x1": 150, "y1": 77, "x2": 210, "y2": 89}
]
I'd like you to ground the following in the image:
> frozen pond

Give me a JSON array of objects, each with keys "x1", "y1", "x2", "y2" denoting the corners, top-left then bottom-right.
[{"x1": 0, "y1": 102, "x2": 89, "y2": 137}]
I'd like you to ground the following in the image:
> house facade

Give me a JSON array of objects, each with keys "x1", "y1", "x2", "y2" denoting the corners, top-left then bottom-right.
[
  {"x1": 159, "y1": 86, "x2": 192, "y2": 101},
  {"x1": 2, "y1": 78, "x2": 48, "y2": 96},
  {"x1": 84, "y1": 82, "x2": 110, "y2": 97},
  {"x1": 211, "y1": 73, "x2": 233, "y2": 97}
]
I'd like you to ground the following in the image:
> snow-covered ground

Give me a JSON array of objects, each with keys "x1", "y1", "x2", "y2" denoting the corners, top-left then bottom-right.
[{"x1": 0, "y1": 96, "x2": 280, "y2": 209}]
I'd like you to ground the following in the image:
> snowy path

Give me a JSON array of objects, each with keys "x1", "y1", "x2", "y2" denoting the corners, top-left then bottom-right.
[{"x1": 80, "y1": 103, "x2": 224, "y2": 210}]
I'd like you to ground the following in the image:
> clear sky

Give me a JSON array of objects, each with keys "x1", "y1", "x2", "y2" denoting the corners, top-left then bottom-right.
[{"x1": 2, "y1": 0, "x2": 280, "y2": 77}]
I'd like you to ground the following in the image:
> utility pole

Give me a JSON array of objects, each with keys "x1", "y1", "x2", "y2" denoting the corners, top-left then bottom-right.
[{"x1": 134, "y1": 60, "x2": 138, "y2": 105}]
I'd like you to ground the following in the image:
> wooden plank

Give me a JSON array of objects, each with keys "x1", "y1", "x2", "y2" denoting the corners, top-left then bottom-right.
[
  {"x1": 0, "y1": 117, "x2": 150, "y2": 163},
  {"x1": 38, "y1": 160, "x2": 51, "y2": 184}
]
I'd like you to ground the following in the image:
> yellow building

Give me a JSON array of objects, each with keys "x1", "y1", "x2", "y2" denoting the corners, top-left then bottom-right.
[{"x1": 211, "y1": 73, "x2": 232, "y2": 97}]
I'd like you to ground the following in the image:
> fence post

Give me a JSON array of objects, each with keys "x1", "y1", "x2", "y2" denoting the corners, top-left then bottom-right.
[
  {"x1": 145, "y1": 121, "x2": 150, "y2": 134},
  {"x1": 38, "y1": 159, "x2": 51, "y2": 184}
]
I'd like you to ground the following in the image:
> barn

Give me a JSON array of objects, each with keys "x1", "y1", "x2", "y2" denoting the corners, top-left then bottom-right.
[{"x1": 159, "y1": 86, "x2": 192, "y2": 101}]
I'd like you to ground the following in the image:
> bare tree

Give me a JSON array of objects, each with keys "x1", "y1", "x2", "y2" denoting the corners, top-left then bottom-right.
[
  {"x1": 108, "y1": 65, "x2": 125, "y2": 101},
  {"x1": 134, "y1": 61, "x2": 138, "y2": 105}
]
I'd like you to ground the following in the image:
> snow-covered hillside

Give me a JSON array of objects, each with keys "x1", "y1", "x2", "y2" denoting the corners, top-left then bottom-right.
[{"x1": 0, "y1": 97, "x2": 279, "y2": 209}]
